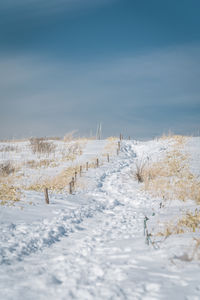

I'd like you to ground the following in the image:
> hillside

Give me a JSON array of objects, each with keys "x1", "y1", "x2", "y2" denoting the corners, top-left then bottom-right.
[{"x1": 0, "y1": 136, "x2": 200, "y2": 299}]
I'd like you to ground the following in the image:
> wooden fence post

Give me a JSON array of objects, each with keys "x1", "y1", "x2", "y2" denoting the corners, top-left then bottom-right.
[
  {"x1": 107, "y1": 154, "x2": 110, "y2": 162},
  {"x1": 80, "y1": 165, "x2": 82, "y2": 176},
  {"x1": 75, "y1": 171, "x2": 77, "y2": 181},
  {"x1": 117, "y1": 149, "x2": 119, "y2": 156},
  {"x1": 86, "y1": 162, "x2": 88, "y2": 171},
  {"x1": 118, "y1": 141, "x2": 120, "y2": 150},
  {"x1": 72, "y1": 177, "x2": 75, "y2": 188},
  {"x1": 96, "y1": 158, "x2": 99, "y2": 167},
  {"x1": 44, "y1": 187, "x2": 49, "y2": 204},
  {"x1": 69, "y1": 181, "x2": 72, "y2": 194}
]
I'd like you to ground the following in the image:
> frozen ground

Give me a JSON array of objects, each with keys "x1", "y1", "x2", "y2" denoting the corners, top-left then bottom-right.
[{"x1": 0, "y1": 137, "x2": 200, "y2": 299}]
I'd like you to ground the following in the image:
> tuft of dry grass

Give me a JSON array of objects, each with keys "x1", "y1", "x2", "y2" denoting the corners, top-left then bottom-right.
[
  {"x1": 138, "y1": 135, "x2": 200, "y2": 204},
  {"x1": 29, "y1": 138, "x2": 56, "y2": 154},
  {"x1": 0, "y1": 176, "x2": 21, "y2": 205},
  {"x1": 142, "y1": 149, "x2": 200, "y2": 203},
  {"x1": 157, "y1": 210, "x2": 200, "y2": 238},
  {"x1": 0, "y1": 161, "x2": 15, "y2": 176},
  {"x1": 134, "y1": 160, "x2": 147, "y2": 183}
]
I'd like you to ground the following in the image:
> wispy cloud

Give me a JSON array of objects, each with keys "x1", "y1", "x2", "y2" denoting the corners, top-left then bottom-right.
[{"x1": 1, "y1": 44, "x2": 200, "y2": 139}]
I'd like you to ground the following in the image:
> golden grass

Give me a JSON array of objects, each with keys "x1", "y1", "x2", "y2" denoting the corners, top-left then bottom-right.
[
  {"x1": 26, "y1": 159, "x2": 56, "y2": 169},
  {"x1": 0, "y1": 176, "x2": 21, "y2": 205},
  {"x1": 141, "y1": 136, "x2": 200, "y2": 204},
  {"x1": 27, "y1": 165, "x2": 79, "y2": 192},
  {"x1": 157, "y1": 210, "x2": 200, "y2": 237},
  {"x1": 160, "y1": 133, "x2": 187, "y2": 146},
  {"x1": 27, "y1": 157, "x2": 99, "y2": 193}
]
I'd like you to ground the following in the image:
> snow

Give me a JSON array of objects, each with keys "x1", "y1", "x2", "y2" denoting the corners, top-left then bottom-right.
[{"x1": 0, "y1": 137, "x2": 200, "y2": 299}]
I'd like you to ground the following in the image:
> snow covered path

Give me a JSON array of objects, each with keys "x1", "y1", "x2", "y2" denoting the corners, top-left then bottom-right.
[{"x1": 0, "y1": 139, "x2": 200, "y2": 299}]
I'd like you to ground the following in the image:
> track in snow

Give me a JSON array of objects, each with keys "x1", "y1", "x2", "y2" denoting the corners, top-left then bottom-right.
[{"x1": 0, "y1": 139, "x2": 200, "y2": 300}]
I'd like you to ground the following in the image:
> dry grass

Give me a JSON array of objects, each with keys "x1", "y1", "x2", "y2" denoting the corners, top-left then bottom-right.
[
  {"x1": 158, "y1": 210, "x2": 200, "y2": 237},
  {"x1": 139, "y1": 135, "x2": 200, "y2": 260},
  {"x1": 27, "y1": 158, "x2": 98, "y2": 193},
  {"x1": 139, "y1": 135, "x2": 200, "y2": 204},
  {"x1": 143, "y1": 150, "x2": 200, "y2": 203},
  {"x1": 134, "y1": 160, "x2": 147, "y2": 183},
  {"x1": 27, "y1": 165, "x2": 82, "y2": 192},
  {"x1": 160, "y1": 134, "x2": 188, "y2": 149},
  {"x1": 151, "y1": 210, "x2": 200, "y2": 261},
  {"x1": 62, "y1": 142, "x2": 83, "y2": 161},
  {"x1": 26, "y1": 159, "x2": 56, "y2": 169},
  {"x1": 0, "y1": 183, "x2": 21, "y2": 205},
  {"x1": 29, "y1": 138, "x2": 56, "y2": 154},
  {"x1": 0, "y1": 175, "x2": 21, "y2": 205},
  {"x1": 0, "y1": 161, "x2": 16, "y2": 176},
  {"x1": 63, "y1": 130, "x2": 78, "y2": 142}
]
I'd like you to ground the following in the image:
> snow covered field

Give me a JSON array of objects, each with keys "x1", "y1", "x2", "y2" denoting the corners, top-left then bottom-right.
[{"x1": 0, "y1": 136, "x2": 200, "y2": 299}]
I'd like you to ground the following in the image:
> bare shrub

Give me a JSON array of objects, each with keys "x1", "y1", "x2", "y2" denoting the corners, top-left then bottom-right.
[
  {"x1": 29, "y1": 138, "x2": 56, "y2": 154},
  {"x1": 0, "y1": 161, "x2": 15, "y2": 176},
  {"x1": 134, "y1": 160, "x2": 147, "y2": 183}
]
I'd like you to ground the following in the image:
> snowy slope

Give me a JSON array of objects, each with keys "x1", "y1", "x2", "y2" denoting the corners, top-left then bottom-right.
[{"x1": 0, "y1": 138, "x2": 200, "y2": 299}]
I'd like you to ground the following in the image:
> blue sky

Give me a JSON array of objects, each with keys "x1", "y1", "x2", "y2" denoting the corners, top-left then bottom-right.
[{"x1": 0, "y1": 0, "x2": 200, "y2": 139}]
